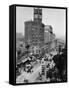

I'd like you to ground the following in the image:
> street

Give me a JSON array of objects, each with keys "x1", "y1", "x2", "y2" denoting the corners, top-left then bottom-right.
[{"x1": 16, "y1": 62, "x2": 41, "y2": 83}]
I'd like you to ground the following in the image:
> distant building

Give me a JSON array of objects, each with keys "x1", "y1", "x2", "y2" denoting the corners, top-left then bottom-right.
[
  {"x1": 44, "y1": 25, "x2": 56, "y2": 53},
  {"x1": 25, "y1": 8, "x2": 44, "y2": 48},
  {"x1": 44, "y1": 25, "x2": 55, "y2": 44},
  {"x1": 55, "y1": 39, "x2": 65, "y2": 52},
  {"x1": 16, "y1": 33, "x2": 25, "y2": 50},
  {"x1": 16, "y1": 33, "x2": 24, "y2": 42},
  {"x1": 16, "y1": 33, "x2": 25, "y2": 59}
]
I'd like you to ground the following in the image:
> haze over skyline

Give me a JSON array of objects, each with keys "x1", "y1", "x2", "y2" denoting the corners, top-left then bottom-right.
[{"x1": 16, "y1": 7, "x2": 66, "y2": 41}]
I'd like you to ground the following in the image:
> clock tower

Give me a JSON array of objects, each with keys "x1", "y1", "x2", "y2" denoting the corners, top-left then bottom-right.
[{"x1": 34, "y1": 8, "x2": 42, "y2": 22}]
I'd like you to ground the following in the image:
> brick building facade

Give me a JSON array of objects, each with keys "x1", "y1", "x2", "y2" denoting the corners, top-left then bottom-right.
[{"x1": 25, "y1": 8, "x2": 44, "y2": 47}]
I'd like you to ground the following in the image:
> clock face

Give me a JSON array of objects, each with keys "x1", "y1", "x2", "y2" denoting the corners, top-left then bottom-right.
[{"x1": 34, "y1": 14, "x2": 38, "y2": 18}]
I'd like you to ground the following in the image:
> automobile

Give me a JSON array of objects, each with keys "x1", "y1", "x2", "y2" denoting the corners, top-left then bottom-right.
[
  {"x1": 25, "y1": 64, "x2": 33, "y2": 73},
  {"x1": 24, "y1": 79, "x2": 28, "y2": 83}
]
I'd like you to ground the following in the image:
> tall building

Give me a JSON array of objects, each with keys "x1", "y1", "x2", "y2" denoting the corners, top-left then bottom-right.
[
  {"x1": 44, "y1": 25, "x2": 54, "y2": 44},
  {"x1": 34, "y1": 8, "x2": 42, "y2": 22},
  {"x1": 25, "y1": 8, "x2": 44, "y2": 47},
  {"x1": 44, "y1": 25, "x2": 56, "y2": 52}
]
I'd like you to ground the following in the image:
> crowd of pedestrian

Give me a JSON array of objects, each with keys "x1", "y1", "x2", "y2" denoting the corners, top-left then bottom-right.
[{"x1": 16, "y1": 47, "x2": 67, "y2": 82}]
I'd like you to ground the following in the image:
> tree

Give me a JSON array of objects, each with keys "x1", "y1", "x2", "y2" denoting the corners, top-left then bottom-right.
[
  {"x1": 58, "y1": 45, "x2": 61, "y2": 54},
  {"x1": 53, "y1": 47, "x2": 67, "y2": 82}
]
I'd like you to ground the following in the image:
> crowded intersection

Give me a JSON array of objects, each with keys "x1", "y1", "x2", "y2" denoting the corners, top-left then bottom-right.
[{"x1": 16, "y1": 48, "x2": 66, "y2": 83}]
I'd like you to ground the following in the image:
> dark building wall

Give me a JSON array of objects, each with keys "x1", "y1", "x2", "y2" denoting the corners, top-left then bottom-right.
[{"x1": 25, "y1": 21, "x2": 44, "y2": 47}]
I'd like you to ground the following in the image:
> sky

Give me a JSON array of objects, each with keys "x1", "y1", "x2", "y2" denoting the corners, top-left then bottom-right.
[{"x1": 16, "y1": 6, "x2": 66, "y2": 40}]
